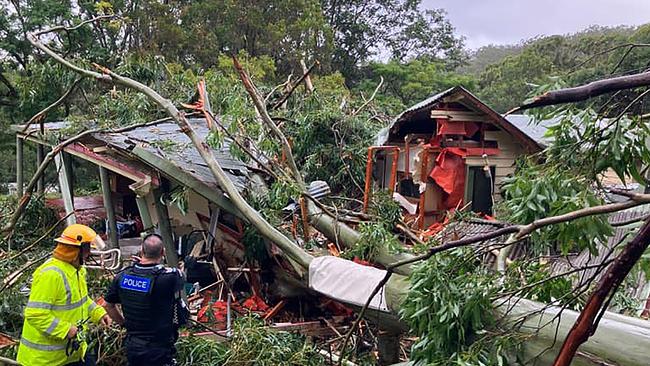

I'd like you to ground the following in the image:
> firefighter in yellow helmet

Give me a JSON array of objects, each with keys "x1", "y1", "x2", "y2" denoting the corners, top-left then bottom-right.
[{"x1": 17, "y1": 224, "x2": 112, "y2": 366}]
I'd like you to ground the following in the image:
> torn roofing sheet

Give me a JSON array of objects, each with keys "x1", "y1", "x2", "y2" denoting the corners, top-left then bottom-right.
[
  {"x1": 94, "y1": 118, "x2": 249, "y2": 192},
  {"x1": 17, "y1": 119, "x2": 249, "y2": 193}
]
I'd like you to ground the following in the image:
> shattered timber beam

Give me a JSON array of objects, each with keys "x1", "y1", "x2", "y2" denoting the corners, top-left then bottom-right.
[
  {"x1": 16, "y1": 136, "x2": 23, "y2": 197},
  {"x1": 99, "y1": 166, "x2": 118, "y2": 248}
]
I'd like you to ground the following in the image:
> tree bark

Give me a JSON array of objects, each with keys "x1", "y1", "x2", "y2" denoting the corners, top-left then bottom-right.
[
  {"x1": 510, "y1": 71, "x2": 650, "y2": 113},
  {"x1": 553, "y1": 218, "x2": 650, "y2": 366}
]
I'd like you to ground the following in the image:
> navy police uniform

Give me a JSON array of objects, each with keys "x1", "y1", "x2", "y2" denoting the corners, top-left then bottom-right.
[{"x1": 105, "y1": 263, "x2": 186, "y2": 366}]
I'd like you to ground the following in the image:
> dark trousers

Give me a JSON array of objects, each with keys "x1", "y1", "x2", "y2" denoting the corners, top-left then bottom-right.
[{"x1": 125, "y1": 335, "x2": 176, "y2": 366}]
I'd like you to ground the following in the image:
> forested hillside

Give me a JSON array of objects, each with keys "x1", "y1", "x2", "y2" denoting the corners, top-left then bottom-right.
[{"x1": 472, "y1": 25, "x2": 649, "y2": 112}]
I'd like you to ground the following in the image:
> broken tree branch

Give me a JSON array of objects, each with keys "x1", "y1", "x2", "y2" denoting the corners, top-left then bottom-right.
[
  {"x1": 507, "y1": 70, "x2": 650, "y2": 114},
  {"x1": 232, "y1": 56, "x2": 305, "y2": 186},
  {"x1": 553, "y1": 218, "x2": 650, "y2": 366},
  {"x1": 4, "y1": 210, "x2": 75, "y2": 261},
  {"x1": 352, "y1": 76, "x2": 383, "y2": 116},
  {"x1": 22, "y1": 78, "x2": 82, "y2": 133},
  {"x1": 271, "y1": 60, "x2": 319, "y2": 110},
  {"x1": 34, "y1": 15, "x2": 118, "y2": 36},
  {"x1": 0, "y1": 253, "x2": 49, "y2": 294},
  {"x1": 203, "y1": 109, "x2": 280, "y2": 180},
  {"x1": 299, "y1": 59, "x2": 315, "y2": 94},
  {"x1": 567, "y1": 43, "x2": 650, "y2": 75}
]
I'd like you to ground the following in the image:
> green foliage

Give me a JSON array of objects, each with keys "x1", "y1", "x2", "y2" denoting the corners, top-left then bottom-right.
[
  {"x1": 344, "y1": 221, "x2": 402, "y2": 261},
  {"x1": 177, "y1": 316, "x2": 324, "y2": 366},
  {"x1": 323, "y1": 0, "x2": 466, "y2": 79},
  {"x1": 0, "y1": 196, "x2": 61, "y2": 338},
  {"x1": 531, "y1": 104, "x2": 650, "y2": 184},
  {"x1": 167, "y1": 186, "x2": 190, "y2": 216},
  {"x1": 500, "y1": 88, "x2": 650, "y2": 255},
  {"x1": 461, "y1": 44, "x2": 523, "y2": 76},
  {"x1": 176, "y1": 336, "x2": 228, "y2": 365},
  {"x1": 286, "y1": 80, "x2": 384, "y2": 196},
  {"x1": 343, "y1": 190, "x2": 403, "y2": 261},
  {"x1": 503, "y1": 261, "x2": 575, "y2": 305},
  {"x1": 476, "y1": 26, "x2": 640, "y2": 112},
  {"x1": 267, "y1": 180, "x2": 302, "y2": 211},
  {"x1": 0, "y1": 195, "x2": 59, "y2": 250},
  {"x1": 242, "y1": 226, "x2": 270, "y2": 263},
  {"x1": 367, "y1": 189, "x2": 401, "y2": 227},
  {"x1": 499, "y1": 159, "x2": 612, "y2": 255},
  {"x1": 358, "y1": 57, "x2": 477, "y2": 110},
  {"x1": 400, "y1": 248, "x2": 509, "y2": 365}
]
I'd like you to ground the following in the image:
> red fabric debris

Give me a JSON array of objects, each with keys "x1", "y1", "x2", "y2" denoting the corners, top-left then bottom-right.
[
  {"x1": 429, "y1": 148, "x2": 466, "y2": 209},
  {"x1": 242, "y1": 295, "x2": 269, "y2": 312},
  {"x1": 422, "y1": 217, "x2": 450, "y2": 238},
  {"x1": 198, "y1": 300, "x2": 228, "y2": 326},
  {"x1": 437, "y1": 120, "x2": 480, "y2": 137}
]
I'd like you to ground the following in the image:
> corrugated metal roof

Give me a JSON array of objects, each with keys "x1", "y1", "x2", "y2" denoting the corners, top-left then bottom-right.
[
  {"x1": 376, "y1": 88, "x2": 456, "y2": 146},
  {"x1": 503, "y1": 114, "x2": 553, "y2": 146},
  {"x1": 376, "y1": 86, "x2": 543, "y2": 151},
  {"x1": 95, "y1": 118, "x2": 248, "y2": 191},
  {"x1": 19, "y1": 119, "x2": 249, "y2": 193}
]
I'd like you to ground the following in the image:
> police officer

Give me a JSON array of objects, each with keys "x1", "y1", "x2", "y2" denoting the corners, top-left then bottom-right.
[{"x1": 104, "y1": 234, "x2": 187, "y2": 366}]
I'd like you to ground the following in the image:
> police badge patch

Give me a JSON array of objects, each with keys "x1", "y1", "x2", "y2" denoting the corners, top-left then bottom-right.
[{"x1": 120, "y1": 274, "x2": 152, "y2": 293}]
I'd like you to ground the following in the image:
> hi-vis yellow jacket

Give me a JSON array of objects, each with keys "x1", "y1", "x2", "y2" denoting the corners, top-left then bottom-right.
[{"x1": 17, "y1": 258, "x2": 107, "y2": 366}]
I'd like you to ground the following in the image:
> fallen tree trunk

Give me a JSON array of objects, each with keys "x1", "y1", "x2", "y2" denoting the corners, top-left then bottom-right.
[
  {"x1": 28, "y1": 31, "x2": 314, "y2": 271},
  {"x1": 552, "y1": 217, "x2": 650, "y2": 366},
  {"x1": 306, "y1": 201, "x2": 416, "y2": 276},
  {"x1": 498, "y1": 297, "x2": 650, "y2": 366},
  {"x1": 509, "y1": 70, "x2": 650, "y2": 113}
]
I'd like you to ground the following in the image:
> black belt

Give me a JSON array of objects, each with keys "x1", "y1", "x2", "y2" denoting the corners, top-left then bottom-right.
[{"x1": 126, "y1": 334, "x2": 173, "y2": 347}]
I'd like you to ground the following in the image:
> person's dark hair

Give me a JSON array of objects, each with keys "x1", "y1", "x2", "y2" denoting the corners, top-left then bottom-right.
[{"x1": 141, "y1": 233, "x2": 164, "y2": 259}]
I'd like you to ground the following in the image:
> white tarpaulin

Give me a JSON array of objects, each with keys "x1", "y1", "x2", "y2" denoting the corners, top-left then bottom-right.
[{"x1": 308, "y1": 256, "x2": 390, "y2": 312}]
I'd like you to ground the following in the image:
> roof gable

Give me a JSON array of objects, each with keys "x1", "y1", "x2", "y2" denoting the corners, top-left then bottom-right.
[{"x1": 378, "y1": 86, "x2": 544, "y2": 153}]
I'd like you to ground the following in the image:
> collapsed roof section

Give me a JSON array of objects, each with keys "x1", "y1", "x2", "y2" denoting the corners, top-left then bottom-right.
[
  {"x1": 14, "y1": 118, "x2": 249, "y2": 217},
  {"x1": 376, "y1": 86, "x2": 545, "y2": 153}
]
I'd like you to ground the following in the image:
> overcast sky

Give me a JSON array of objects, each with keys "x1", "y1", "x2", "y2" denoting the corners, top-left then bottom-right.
[{"x1": 423, "y1": 0, "x2": 650, "y2": 49}]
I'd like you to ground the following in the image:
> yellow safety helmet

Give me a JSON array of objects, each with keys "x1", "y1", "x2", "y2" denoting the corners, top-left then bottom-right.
[{"x1": 54, "y1": 224, "x2": 106, "y2": 249}]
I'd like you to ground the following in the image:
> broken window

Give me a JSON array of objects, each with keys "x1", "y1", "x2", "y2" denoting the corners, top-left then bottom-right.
[{"x1": 465, "y1": 166, "x2": 495, "y2": 215}]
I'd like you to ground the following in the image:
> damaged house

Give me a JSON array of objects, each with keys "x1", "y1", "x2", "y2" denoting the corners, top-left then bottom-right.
[
  {"x1": 363, "y1": 86, "x2": 545, "y2": 228},
  {"x1": 12, "y1": 118, "x2": 348, "y2": 336}
]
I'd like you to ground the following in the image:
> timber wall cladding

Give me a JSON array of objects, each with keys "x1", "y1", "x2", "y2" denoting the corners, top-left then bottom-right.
[{"x1": 465, "y1": 129, "x2": 523, "y2": 200}]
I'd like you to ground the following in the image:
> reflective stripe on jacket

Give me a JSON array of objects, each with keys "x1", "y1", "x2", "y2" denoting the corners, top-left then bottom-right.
[{"x1": 17, "y1": 258, "x2": 107, "y2": 366}]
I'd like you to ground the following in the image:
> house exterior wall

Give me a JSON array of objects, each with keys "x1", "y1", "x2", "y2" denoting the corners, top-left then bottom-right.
[{"x1": 465, "y1": 130, "x2": 526, "y2": 200}]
